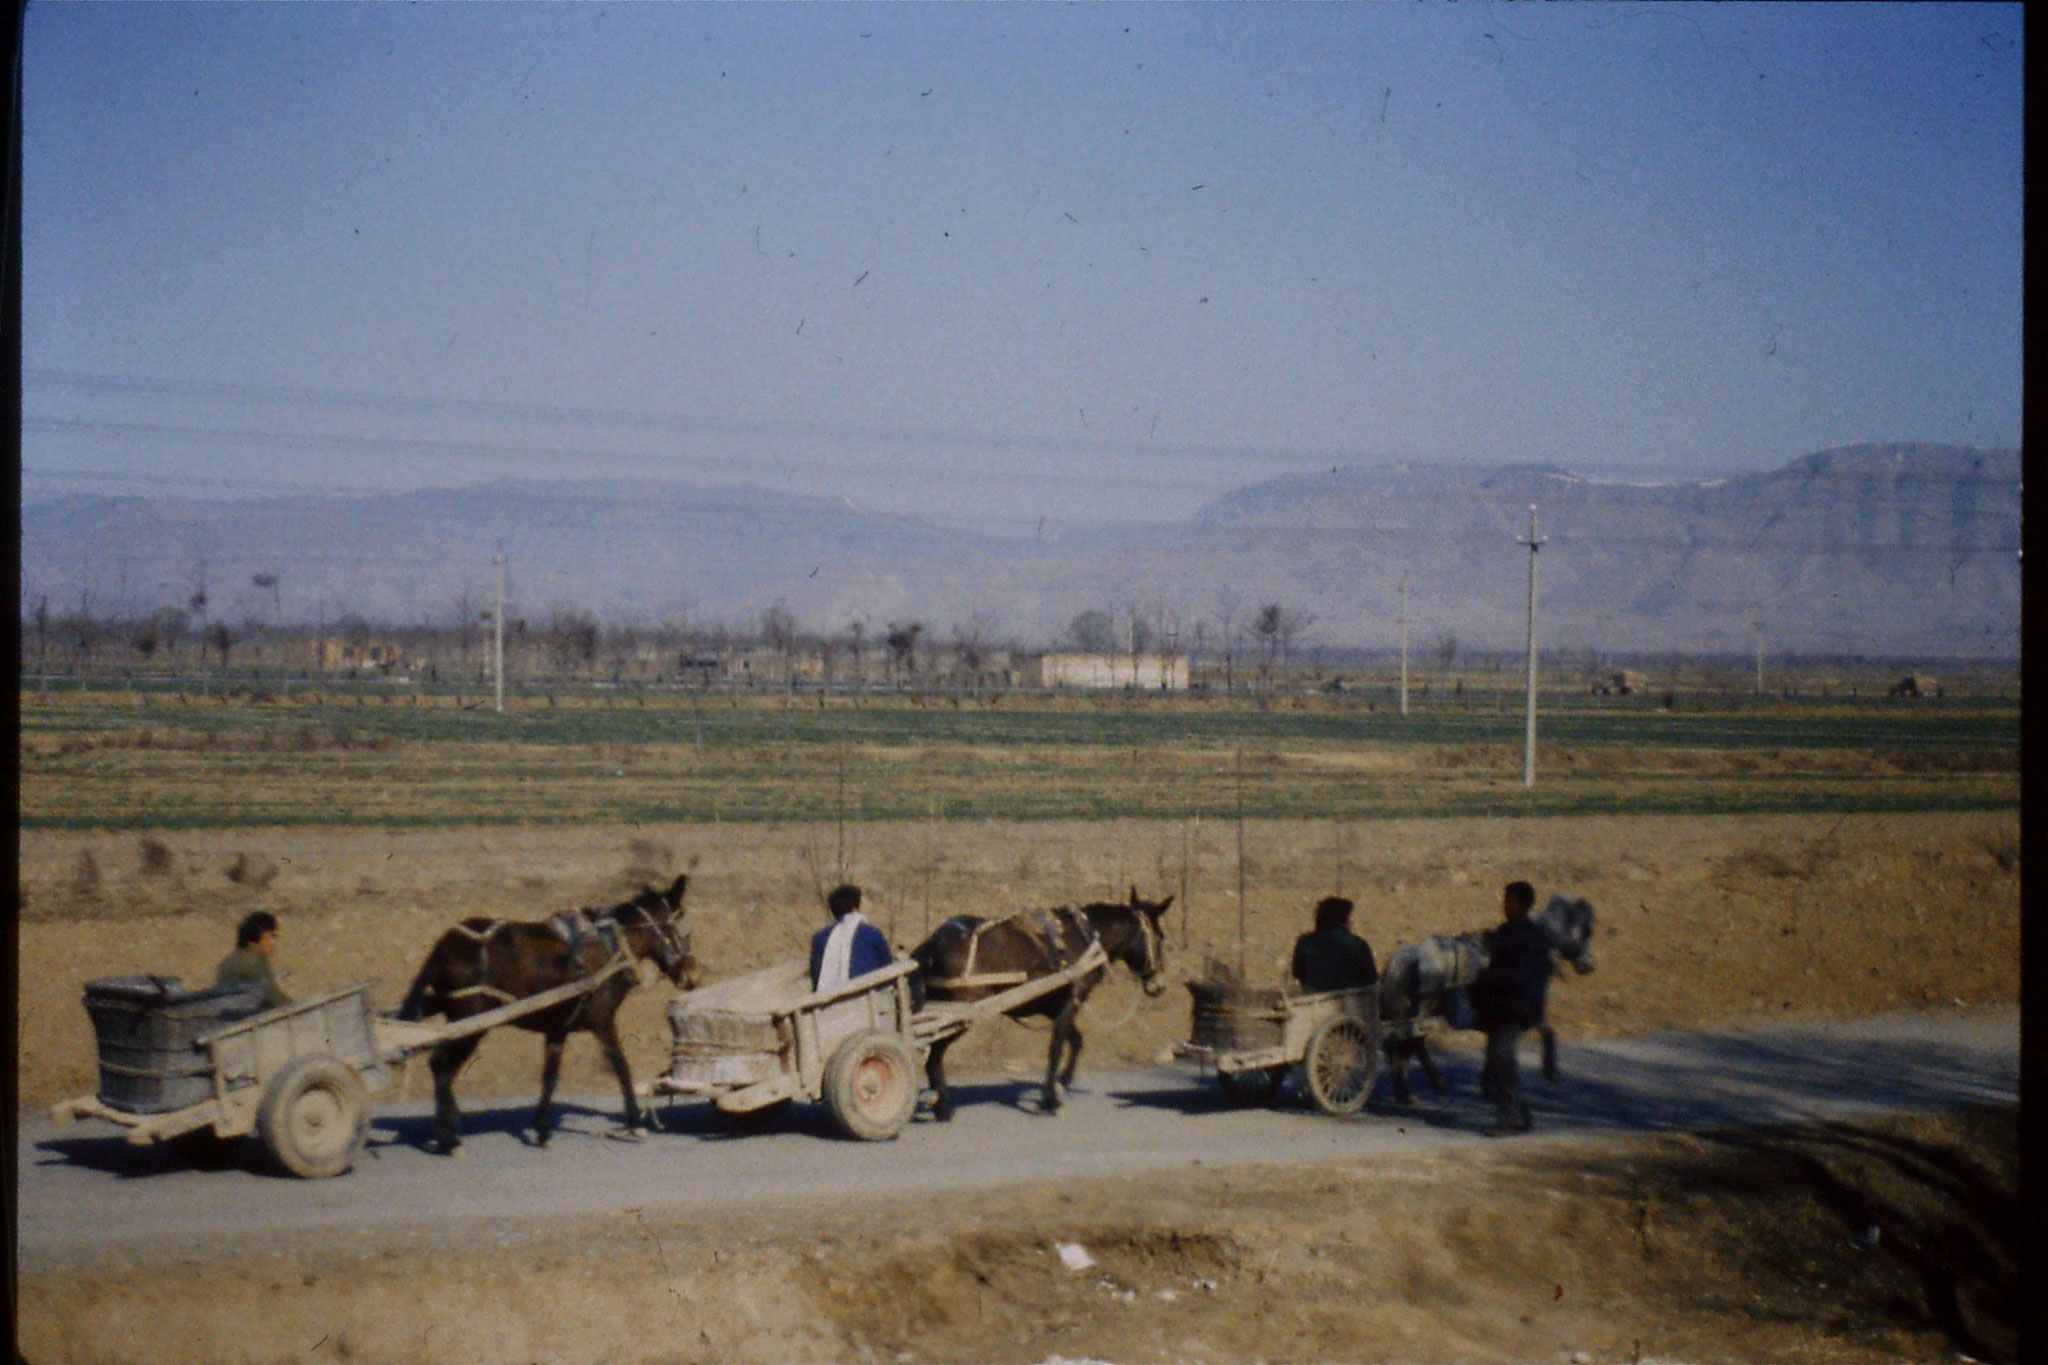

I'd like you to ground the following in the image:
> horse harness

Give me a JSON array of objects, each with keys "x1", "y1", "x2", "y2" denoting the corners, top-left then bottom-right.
[
  {"x1": 928, "y1": 906, "x2": 1099, "y2": 992},
  {"x1": 445, "y1": 909, "x2": 641, "y2": 1017}
]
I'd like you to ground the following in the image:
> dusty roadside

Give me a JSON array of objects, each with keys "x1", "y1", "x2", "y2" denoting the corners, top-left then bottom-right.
[
  {"x1": 17, "y1": 1104, "x2": 2017, "y2": 1365},
  {"x1": 14, "y1": 809, "x2": 2022, "y2": 1111}
]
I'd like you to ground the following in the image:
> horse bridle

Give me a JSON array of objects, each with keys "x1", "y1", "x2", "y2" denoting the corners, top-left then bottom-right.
[
  {"x1": 1129, "y1": 907, "x2": 1165, "y2": 988},
  {"x1": 1539, "y1": 900, "x2": 1596, "y2": 975},
  {"x1": 605, "y1": 900, "x2": 692, "y2": 977}
]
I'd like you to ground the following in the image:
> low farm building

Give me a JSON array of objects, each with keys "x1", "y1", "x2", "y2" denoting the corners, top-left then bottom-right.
[
  {"x1": 1022, "y1": 652, "x2": 1189, "y2": 691},
  {"x1": 315, "y1": 637, "x2": 425, "y2": 674}
]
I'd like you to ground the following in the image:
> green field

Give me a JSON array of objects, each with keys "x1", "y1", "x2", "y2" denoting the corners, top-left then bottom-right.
[{"x1": 17, "y1": 684, "x2": 2018, "y2": 830}]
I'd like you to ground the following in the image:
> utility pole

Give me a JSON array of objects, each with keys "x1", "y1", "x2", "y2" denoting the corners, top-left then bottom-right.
[
  {"x1": 1752, "y1": 617, "x2": 1765, "y2": 696},
  {"x1": 493, "y1": 549, "x2": 506, "y2": 714},
  {"x1": 1519, "y1": 506, "x2": 1545, "y2": 787},
  {"x1": 1234, "y1": 747, "x2": 1248, "y2": 978},
  {"x1": 1397, "y1": 573, "x2": 1412, "y2": 717}
]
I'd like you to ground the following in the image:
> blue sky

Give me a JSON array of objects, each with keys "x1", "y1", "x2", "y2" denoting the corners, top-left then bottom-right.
[{"x1": 21, "y1": 2, "x2": 2024, "y2": 532}]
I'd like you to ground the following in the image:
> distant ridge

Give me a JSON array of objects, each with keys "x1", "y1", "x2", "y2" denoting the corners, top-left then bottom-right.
[{"x1": 18, "y1": 443, "x2": 2020, "y2": 658}]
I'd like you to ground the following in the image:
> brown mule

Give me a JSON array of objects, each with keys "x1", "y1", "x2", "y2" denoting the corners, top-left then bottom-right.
[
  {"x1": 397, "y1": 874, "x2": 702, "y2": 1152},
  {"x1": 913, "y1": 889, "x2": 1171, "y2": 1118}
]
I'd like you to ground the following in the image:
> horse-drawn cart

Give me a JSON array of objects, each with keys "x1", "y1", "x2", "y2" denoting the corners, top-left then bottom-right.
[
  {"x1": 51, "y1": 957, "x2": 637, "y2": 1178},
  {"x1": 645, "y1": 939, "x2": 1108, "y2": 1140},
  {"x1": 1173, "y1": 969, "x2": 1381, "y2": 1115}
]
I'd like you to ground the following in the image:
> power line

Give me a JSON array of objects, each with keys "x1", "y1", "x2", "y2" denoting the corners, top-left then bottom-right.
[
  {"x1": 22, "y1": 468, "x2": 2018, "y2": 559},
  {"x1": 22, "y1": 368, "x2": 1349, "y2": 471},
  {"x1": 19, "y1": 417, "x2": 1276, "y2": 500}
]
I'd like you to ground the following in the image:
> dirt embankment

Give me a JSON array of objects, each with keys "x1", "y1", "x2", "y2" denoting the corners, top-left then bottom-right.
[
  {"x1": 18, "y1": 1106, "x2": 2018, "y2": 1365},
  {"x1": 15, "y1": 809, "x2": 2020, "y2": 1111}
]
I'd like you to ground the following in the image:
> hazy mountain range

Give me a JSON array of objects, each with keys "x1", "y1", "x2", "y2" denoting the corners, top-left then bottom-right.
[{"x1": 19, "y1": 442, "x2": 2021, "y2": 659}]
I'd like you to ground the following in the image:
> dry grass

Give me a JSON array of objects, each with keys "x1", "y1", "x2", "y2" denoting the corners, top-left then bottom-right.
[
  {"x1": 16, "y1": 809, "x2": 2019, "y2": 1113},
  {"x1": 18, "y1": 1105, "x2": 2018, "y2": 1365}
]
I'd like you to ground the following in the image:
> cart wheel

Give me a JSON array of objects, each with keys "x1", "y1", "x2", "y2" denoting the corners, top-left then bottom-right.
[
  {"x1": 717, "y1": 1098, "x2": 793, "y2": 1132},
  {"x1": 1217, "y1": 1065, "x2": 1285, "y2": 1107},
  {"x1": 1303, "y1": 1015, "x2": 1378, "y2": 1115},
  {"x1": 257, "y1": 1054, "x2": 369, "y2": 1178},
  {"x1": 823, "y1": 1032, "x2": 918, "y2": 1141}
]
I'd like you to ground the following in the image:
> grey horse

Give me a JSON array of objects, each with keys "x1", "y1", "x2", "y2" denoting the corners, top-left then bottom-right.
[{"x1": 1377, "y1": 894, "x2": 1596, "y2": 1102}]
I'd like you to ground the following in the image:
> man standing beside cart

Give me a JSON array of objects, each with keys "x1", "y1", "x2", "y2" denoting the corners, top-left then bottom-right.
[
  {"x1": 216, "y1": 910, "x2": 291, "y2": 1009},
  {"x1": 1290, "y1": 896, "x2": 1378, "y2": 995}
]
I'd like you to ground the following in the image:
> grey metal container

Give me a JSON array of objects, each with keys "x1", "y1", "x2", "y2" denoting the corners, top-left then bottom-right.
[{"x1": 82, "y1": 976, "x2": 268, "y2": 1114}]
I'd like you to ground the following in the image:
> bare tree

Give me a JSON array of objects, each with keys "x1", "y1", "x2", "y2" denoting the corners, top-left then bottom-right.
[
  {"x1": 1067, "y1": 608, "x2": 1116, "y2": 653},
  {"x1": 1122, "y1": 603, "x2": 1157, "y2": 654},
  {"x1": 760, "y1": 601, "x2": 799, "y2": 687},
  {"x1": 547, "y1": 611, "x2": 601, "y2": 680},
  {"x1": 207, "y1": 620, "x2": 234, "y2": 672},
  {"x1": 1214, "y1": 586, "x2": 1242, "y2": 695},
  {"x1": 252, "y1": 573, "x2": 282, "y2": 625},
  {"x1": 885, "y1": 621, "x2": 923, "y2": 684},
  {"x1": 62, "y1": 602, "x2": 102, "y2": 676},
  {"x1": 847, "y1": 618, "x2": 867, "y2": 685},
  {"x1": 952, "y1": 609, "x2": 1000, "y2": 694}
]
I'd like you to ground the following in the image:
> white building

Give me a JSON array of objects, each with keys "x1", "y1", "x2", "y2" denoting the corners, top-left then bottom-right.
[{"x1": 1022, "y1": 652, "x2": 1189, "y2": 691}]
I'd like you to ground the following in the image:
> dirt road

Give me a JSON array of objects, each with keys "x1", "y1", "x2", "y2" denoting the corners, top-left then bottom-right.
[{"x1": 19, "y1": 1005, "x2": 2015, "y2": 1266}]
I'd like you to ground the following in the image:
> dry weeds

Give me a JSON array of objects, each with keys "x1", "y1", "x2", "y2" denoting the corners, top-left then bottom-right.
[{"x1": 15, "y1": 809, "x2": 2020, "y2": 1113}]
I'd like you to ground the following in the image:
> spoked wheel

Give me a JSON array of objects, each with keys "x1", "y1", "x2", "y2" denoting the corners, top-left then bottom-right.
[
  {"x1": 1303, "y1": 1015, "x2": 1379, "y2": 1116},
  {"x1": 1217, "y1": 1064, "x2": 1285, "y2": 1107},
  {"x1": 823, "y1": 1031, "x2": 918, "y2": 1141},
  {"x1": 257, "y1": 1054, "x2": 369, "y2": 1178}
]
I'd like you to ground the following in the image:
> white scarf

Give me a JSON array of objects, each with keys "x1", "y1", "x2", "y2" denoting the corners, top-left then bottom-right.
[{"x1": 817, "y1": 911, "x2": 869, "y2": 991}]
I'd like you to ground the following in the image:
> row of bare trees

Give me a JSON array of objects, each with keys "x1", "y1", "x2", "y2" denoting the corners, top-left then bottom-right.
[
  {"x1": 20, "y1": 586, "x2": 1331, "y2": 694},
  {"x1": 1064, "y1": 596, "x2": 1318, "y2": 692}
]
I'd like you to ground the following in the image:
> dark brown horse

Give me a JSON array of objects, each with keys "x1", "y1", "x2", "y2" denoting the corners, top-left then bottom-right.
[
  {"x1": 397, "y1": 874, "x2": 702, "y2": 1153},
  {"x1": 912, "y1": 889, "x2": 1172, "y2": 1118}
]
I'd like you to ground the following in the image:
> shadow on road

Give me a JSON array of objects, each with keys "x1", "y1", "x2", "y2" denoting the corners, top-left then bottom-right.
[
  {"x1": 1110, "y1": 1026, "x2": 2012, "y2": 1140},
  {"x1": 1518, "y1": 1030, "x2": 2015, "y2": 1137},
  {"x1": 32, "y1": 1022, "x2": 2013, "y2": 1173}
]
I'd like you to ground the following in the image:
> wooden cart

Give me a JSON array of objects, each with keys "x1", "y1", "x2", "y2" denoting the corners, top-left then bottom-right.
[
  {"x1": 52, "y1": 959, "x2": 636, "y2": 1178},
  {"x1": 1173, "y1": 974, "x2": 1381, "y2": 1115},
  {"x1": 646, "y1": 939, "x2": 1108, "y2": 1140}
]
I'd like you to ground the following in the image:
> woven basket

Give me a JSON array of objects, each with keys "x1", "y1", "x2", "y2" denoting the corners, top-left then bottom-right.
[
  {"x1": 1186, "y1": 972, "x2": 1287, "y2": 1052},
  {"x1": 667, "y1": 1004, "x2": 785, "y2": 1058}
]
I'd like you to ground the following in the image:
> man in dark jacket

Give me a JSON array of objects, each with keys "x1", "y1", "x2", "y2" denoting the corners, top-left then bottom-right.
[
  {"x1": 1471, "y1": 880, "x2": 1549, "y2": 1135},
  {"x1": 1290, "y1": 896, "x2": 1378, "y2": 995},
  {"x1": 216, "y1": 910, "x2": 291, "y2": 1010},
  {"x1": 810, "y1": 884, "x2": 894, "y2": 991}
]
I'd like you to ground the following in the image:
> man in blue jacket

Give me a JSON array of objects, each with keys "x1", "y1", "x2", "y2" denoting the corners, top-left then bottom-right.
[
  {"x1": 1470, "y1": 880, "x2": 1550, "y2": 1136},
  {"x1": 810, "y1": 883, "x2": 894, "y2": 991}
]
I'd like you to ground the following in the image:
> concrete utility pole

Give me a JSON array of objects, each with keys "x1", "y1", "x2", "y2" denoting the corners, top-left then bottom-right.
[
  {"x1": 1519, "y1": 506, "x2": 1545, "y2": 787},
  {"x1": 493, "y1": 549, "x2": 506, "y2": 714},
  {"x1": 1234, "y1": 747, "x2": 1248, "y2": 979},
  {"x1": 1397, "y1": 573, "x2": 1412, "y2": 717}
]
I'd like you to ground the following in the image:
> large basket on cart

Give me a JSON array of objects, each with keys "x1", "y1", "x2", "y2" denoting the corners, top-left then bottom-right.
[
  {"x1": 653, "y1": 958, "x2": 927, "y2": 1141},
  {"x1": 1174, "y1": 960, "x2": 1381, "y2": 1115},
  {"x1": 80, "y1": 975, "x2": 270, "y2": 1114}
]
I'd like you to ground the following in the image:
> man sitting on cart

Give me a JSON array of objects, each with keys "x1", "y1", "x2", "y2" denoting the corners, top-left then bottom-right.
[
  {"x1": 216, "y1": 910, "x2": 292, "y2": 1010},
  {"x1": 811, "y1": 884, "x2": 895, "y2": 991},
  {"x1": 1290, "y1": 896, "x2": 1378, "y2": 995}
]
